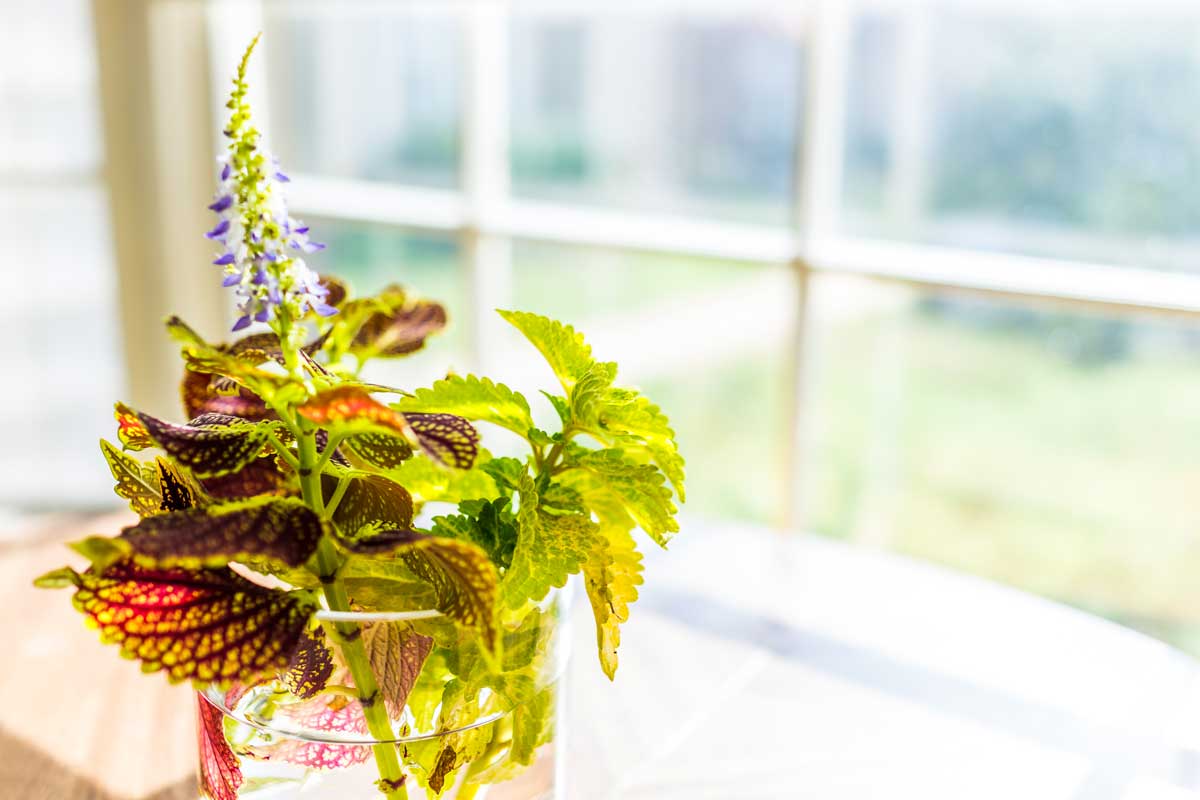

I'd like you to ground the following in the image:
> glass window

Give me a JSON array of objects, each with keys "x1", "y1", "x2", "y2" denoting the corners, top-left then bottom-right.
[
  {"x1": 841, "y1": 7, "x2": 1200, "y2": 273},
  {"x1": 264, "y1": 6, "x2": 463, "y2": 188},
  {"x1": 0, "y1": 2, "x2": 120, "y2": 509},
  {"x1": 511, "y1": 9, "x2": 804, "y2": 225},
  {"x1": 511, "y1": 241, "x2": 794, "y2": 523},
  {"x1": 804, "y1": 274, "x2": 1200, "y2": 654}
]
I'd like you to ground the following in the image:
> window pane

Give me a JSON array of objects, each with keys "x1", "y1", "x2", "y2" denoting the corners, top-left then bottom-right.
[
  {"x1": 0, "y1": 0, "x2": 102, "y2": 172},
  {"x1": 264, "y1": 7, "x2": 462, "y2": 188},
  {"x1": 1, "y1": 187, "x2": 122, "y2": 508},
  {"x1": 301, "y1": 220, "x2": 467, "y2": 386},
  {"x1": 511, "y1": 9, "x2": 804, "y2": 225},
  {"x1": 842, "y1": 7, "x2": 1200, "y2": 272},
  {"x1": 805, "y1": 274, "x2": 1200, "y2": 654},
  {"x1": 511, "y1": 242, "x2": 793, "y2": 522}
]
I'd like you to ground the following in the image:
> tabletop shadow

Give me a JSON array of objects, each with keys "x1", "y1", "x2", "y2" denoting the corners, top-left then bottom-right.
[{"x1": 0, "y1": 723, "x2": 194, "y2": 800}]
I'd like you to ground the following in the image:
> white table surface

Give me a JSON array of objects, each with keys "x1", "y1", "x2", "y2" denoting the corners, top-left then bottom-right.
[{"x1": 4, "y1": 514, "x2": 1199, "y2": 799}]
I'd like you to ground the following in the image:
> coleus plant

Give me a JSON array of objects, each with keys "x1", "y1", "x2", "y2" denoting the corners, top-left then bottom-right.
[{"x1": 35, "y1": 36, "x2": 683, "y2": 800}]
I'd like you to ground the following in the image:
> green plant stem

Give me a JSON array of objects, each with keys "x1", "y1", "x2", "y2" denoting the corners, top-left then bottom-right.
[{"x1": 296, "y1": 421, "x2": 410, "y2": 799}]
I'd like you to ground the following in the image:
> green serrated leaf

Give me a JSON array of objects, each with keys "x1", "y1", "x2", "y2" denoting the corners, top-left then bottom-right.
[
  {"x1": 433, "y1": 497, "x2": 518, "y2": 570},
  {"x1": 501, "y1": 474, "x2": 599, "y2": 610},
  {"x1": 583, "y1": 526, "x2": 644, "y2": 679},
  {"x1": 99, "y1": 439, "x2": 162, "y2": 516},
  {"x1": 69, "y1": 535, "x2": 132, "y2": 573},
  {"x1": 497, "y1": 310, "x2": 594, "y2": 393},
  {"x1": 564, "y1": 449, "x2": 678, "y2": 547},
  {"x1": 479, "y1": 457, "x2": 523, "y2": 493},
  {"x1": 594, "y1": 390, "x2": 686, "y2": 501},
  {"x1": 386, "y1": 453, "x2": 499, "y2": 506},
  {"x1": 569, "y1": 361, "x2": 617, "y2": 424},
  {"x1": 393, "y1": 375, "x2": 534, "y2": 438},
  {"x1": 539, "y1": 391, "x2": 571, "y2": 428},
  {"x1": 510, "y1": 686, "x2": 555, "y2": 765}
]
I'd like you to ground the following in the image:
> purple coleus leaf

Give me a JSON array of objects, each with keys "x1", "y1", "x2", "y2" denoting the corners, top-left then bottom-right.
[
  {"x1": 351, "y1": 298, "x2": 447, "y2": 357},
  {"x1": 282, "y1": 628, "x2": 335, "y2": 700},
  {"x1": 118, "y1": 497, "x2": 323, "y2": 570},
  {"x1": 134, "y1": 409, "x2": 270, "y2": 478},
  {"x1": 343, "y1": 432, "x2": 414, "y2": 470},
  {"x1": 403, "y1": 413, "x2": 480, "y2": 470},
  {"x1": 321, "y1": 472, "x2": 414, "y2": 538}
]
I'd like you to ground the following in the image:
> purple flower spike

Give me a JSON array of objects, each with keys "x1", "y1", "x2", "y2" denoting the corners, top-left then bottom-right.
[
  {"x1": 314, "y1": 302, "x2": 339, "y2": 317},
  {"x1": 207, "y1": 195, "x2": 233, "y2": 213},
  {"x1": 213, "y1": 253, "x2": 236, "y2": 266},
  {"x1": 275, "y1": 171, "x2": 290, "y2": 182},
  {"x1": 231, "y1": 315, "x2": 252, "y2": 332},
  {"x1": 220, "y1": 162, "x2": 232, "y2": 181},
  {"x1": 295, "y1": 226, "x2": 309, "y2": 235},
  {"x1": 302, "y1": 241, "x2": 326, "y2": 253},
  {"x1": 254, "y1": 307, "x2": 271, "y2": 323},
  {"x1": 221, "y1": 273, "x2": 241, "y2": 287},
  {"x1": 204, "y1": 219, "x2": 231, "y2": 240}
]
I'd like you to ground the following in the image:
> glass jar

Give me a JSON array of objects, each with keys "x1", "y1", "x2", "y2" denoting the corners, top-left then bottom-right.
[{"x1": 197, "y1": 588, "x2": 570, "y2": 799}]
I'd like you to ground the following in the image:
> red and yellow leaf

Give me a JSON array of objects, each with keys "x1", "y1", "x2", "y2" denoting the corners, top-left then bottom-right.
[
  {"x1": 297, "y1": 387, "x2": 409, "y2": 435},
  {"x1": 197, "y1": 693, "x2": 243, "y2": 800},
  {"x1": 298, "y1": 389, "x2": 479, "y2": 469},
  {"x1": 62, "y1": 563, "x2": 315, "y2": 685},
  {"x1": 115, "y1": 402, "x2": 153, "y2": 450}
]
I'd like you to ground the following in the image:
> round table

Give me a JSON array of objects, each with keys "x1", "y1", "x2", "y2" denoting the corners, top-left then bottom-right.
[{"x1": 3, "y1": 514, "x2": 1198, "y2": 799}]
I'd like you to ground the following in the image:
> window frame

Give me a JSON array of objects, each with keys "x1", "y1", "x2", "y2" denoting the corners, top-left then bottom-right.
[{"x1": 97, "y1": 0, "x2": 1200, "y2": 526}]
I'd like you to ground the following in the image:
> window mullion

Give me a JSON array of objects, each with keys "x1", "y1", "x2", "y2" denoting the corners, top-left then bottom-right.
[
  {"x1": 463, "y1": 2, "x2": 514, "y2": 374},
  {"x1": 785, "y1": 0, "x2": 852, "y2": 531}
]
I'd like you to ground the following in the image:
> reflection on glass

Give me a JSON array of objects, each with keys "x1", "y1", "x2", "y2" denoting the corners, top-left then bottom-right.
[
  {"x1": 264, "y1": 7, "x2": 462, "y2": 187},
  {"x1": 842, "y1": 8, "x2": 1200, "y2": 273},
  {"x1": 805, "y1": 274, "x2": 1200, "y2": 654},
  {"x1": 511, "y1": 10, "x2": 803, "y2": 225},
  {"x1": 301, "y1": 219, "x2": 468, "y2": 384},
  {"x1": 512, "y1": 241, "x2": 792, "y2": 523}
]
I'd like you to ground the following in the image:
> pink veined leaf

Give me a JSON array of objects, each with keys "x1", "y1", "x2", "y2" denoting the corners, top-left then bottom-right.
[
  {"x1": 245, "y1": 694, "x2": 372, "y2": 770},
  {"x1": 197, "y1": 693, "x2": 243, "y2": 800}
]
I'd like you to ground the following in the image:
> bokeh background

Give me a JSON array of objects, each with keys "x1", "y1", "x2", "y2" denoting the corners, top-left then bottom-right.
[{"x1": 8, "y1": 0, "x2": 1200, "y2": 656}]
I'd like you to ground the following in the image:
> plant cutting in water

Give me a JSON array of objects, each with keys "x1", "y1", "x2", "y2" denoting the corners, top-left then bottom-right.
[{"x1": 35, "y1": 37, "x2": 684, "y2": 799}]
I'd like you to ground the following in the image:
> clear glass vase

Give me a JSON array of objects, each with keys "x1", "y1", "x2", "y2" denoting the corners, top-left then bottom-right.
[{"x1": 196, "y1": 588, "x2": 570, "y2": 799}]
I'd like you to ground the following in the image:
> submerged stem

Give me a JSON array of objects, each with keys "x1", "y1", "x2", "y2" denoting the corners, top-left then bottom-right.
[{"x1": 296, "y1": 421, "x2": 410, "y2": 799}]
